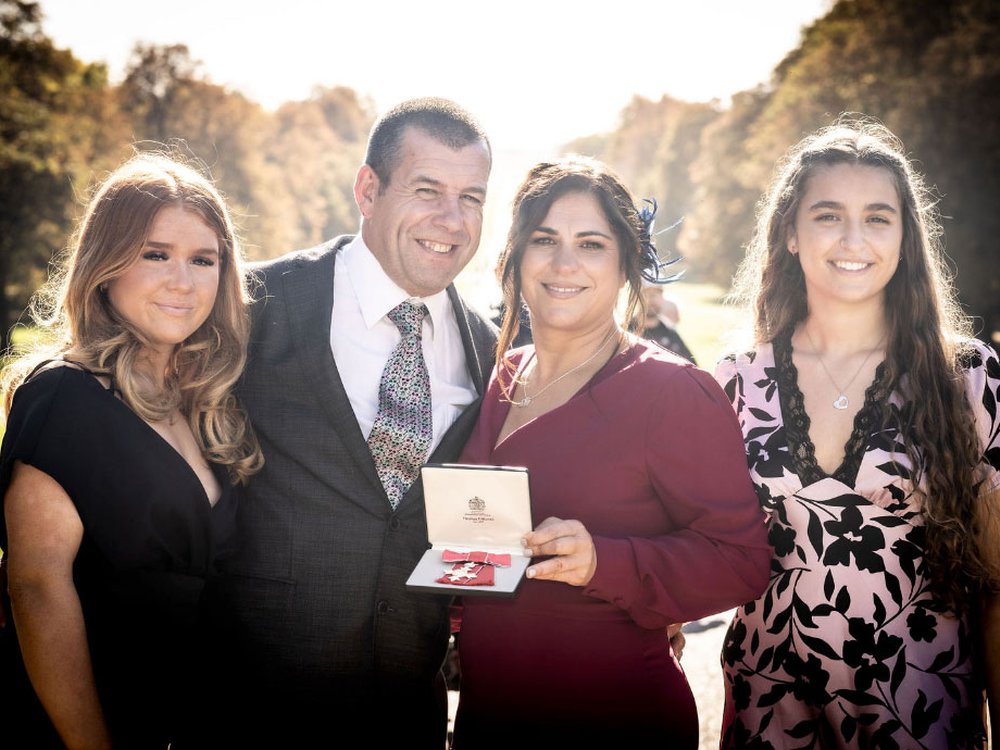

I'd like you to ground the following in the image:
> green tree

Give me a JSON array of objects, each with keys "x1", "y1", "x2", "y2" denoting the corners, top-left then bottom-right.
[
  {"x1": 670, "y1": 0, "x2": 1000, "y2": 339},
  {"x1": 119, "y1": 46, "x2": 372, "y2": 259},
  {"x1": 747, "y1": 0, "x2": 1000, "y2": 338},
  {"x1": 566, "y1": 95, "x2": 718, "y2": 273},
  {"x1": 118, "y1": 43, "x2": 202, "y2": 143},
  {"x1": 679, "y1": 88, "x2": 770, "y2": 286},
  {"x1": 260, "y1": 86, "x2": 372, "y2": 255},
  {"x1": 0, "y1": 0, "x2": 127, "y2": 345}
]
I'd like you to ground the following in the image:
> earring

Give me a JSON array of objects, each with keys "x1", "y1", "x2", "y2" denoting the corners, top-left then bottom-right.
[{"x1": 99, "y1": 283, "x2": 107, "y2": 294}]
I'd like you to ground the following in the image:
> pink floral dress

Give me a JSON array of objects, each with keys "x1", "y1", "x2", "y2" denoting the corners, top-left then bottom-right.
[{"x1": 714, "y1": 333, "x2": 1000, "y2": 749}]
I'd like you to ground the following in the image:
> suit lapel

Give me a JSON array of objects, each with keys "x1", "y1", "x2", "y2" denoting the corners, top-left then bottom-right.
[
  {"x1": 427, "y1": 287, "x2": 496, "y2": 464},
  {"x1": 281, "y1": 238, "x2": 385, "y2": 499},
  {"x1": 280, "y1": 254, "x2": 497, "y2": 511},
  {"x1": 447, "y1": 284, "x2": 494, "y2": 396}
]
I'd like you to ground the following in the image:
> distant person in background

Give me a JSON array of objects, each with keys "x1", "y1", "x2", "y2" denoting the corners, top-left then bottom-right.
[
  {"x1": 0, "y1": 152, "x2": 262, "y2": 749},
  {"x1": 714, "y1": 117, "x2": 1000, "y2": 749},
  {"x1": 490, "y1": 300, "x2": 532, "y2": 347},
  {"x1": 641, "y1": 282, "x2": 696, "y2": 364},
  {"x1": 450, "y1": 156, "x2": 770, "y2": 748}
]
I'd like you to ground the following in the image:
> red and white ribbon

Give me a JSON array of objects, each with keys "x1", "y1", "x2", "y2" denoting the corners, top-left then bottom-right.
[{"x1": 441, "y1": 549, "x2": 512, "y2": 568}]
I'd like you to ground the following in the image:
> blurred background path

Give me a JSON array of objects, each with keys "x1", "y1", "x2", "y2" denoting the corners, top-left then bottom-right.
[{"x1": 681, "y1": 610, "x2": 734, "y2": 750}]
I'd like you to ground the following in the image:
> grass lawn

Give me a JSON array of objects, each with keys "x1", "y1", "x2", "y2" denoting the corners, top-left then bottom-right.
[{"x1": 659, "y1": 280, "x2": 748, "y2": 370}]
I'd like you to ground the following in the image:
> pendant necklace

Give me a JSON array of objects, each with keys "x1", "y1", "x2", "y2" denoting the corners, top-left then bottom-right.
[
  {"x1": 803, "y1": 327, "x2": 883, "y2": 411},
  {"x1": 510, "y1": 328, "x2": 620, "y2": 408}
]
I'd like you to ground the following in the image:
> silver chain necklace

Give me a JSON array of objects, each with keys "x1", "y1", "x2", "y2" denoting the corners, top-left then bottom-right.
[
  {"x1": 803, "y1": 326, "x2": 883, "y2": 410},
  {"x1": 510, "y1": 328, "x2": 620, "y2": 408}
]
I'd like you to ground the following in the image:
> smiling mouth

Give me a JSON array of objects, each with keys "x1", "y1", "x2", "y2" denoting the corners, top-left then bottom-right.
[
  {"x1": 831, "y1": 260, "x2": 872, "y2": 271},
  {"x1": 543, "y1": 284, "x2": 585, "y2": 294},
  {"x1": 418, "y1": 240, "x2": 454, "y2": 254},
  {"x1": 157, "y1": 303, "x2": 195, "y2": 314}
]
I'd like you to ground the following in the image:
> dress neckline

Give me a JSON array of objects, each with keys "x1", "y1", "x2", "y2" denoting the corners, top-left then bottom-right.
[
  {"x1": 492, "y1": 342, "x2": 639, "y2": 452},
  {"x1": 773, "y1": 331, "x2": 889, "y2": 486},
  {"x1": 28, "y1": 361, "x2": 226, "y2": 509}
]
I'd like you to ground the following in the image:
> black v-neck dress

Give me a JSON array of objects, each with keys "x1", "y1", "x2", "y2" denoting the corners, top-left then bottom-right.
[{"x1": 0, "y1": 365, "x2": 238, "y2": 749}]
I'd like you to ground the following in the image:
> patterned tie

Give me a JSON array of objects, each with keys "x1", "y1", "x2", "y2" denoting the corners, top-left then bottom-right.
[{"x1": 368, "y1": 301, "x2": 433, "y2": 509}]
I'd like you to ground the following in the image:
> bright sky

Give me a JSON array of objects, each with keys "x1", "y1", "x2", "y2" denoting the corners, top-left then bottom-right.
[
  {"x1": 36, "y1": 0, "x2": 832, "y2": 302},
  {"x1": 39, "y1": 0, "x2": 829, "y2": 151}
]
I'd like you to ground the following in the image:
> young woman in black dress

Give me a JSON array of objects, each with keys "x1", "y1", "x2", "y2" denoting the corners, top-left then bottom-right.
[{"x1": 0, "y1": 152, "x2": 262, "y2": 749}]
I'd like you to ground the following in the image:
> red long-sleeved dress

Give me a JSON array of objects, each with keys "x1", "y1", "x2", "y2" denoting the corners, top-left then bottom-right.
[{"x1": 452, "y1": 340, "x2": 771, "y2": 748}]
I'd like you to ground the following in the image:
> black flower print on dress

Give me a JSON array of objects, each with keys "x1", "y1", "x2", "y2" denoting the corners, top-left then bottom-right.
[{"x1": 713, "y1": 334, "x2": 1000, "y2": 750}]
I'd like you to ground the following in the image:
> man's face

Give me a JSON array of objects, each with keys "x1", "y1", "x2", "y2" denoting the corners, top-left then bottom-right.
[{"x1": 355, "y1": 127, "x2": 491, "y2": 297}]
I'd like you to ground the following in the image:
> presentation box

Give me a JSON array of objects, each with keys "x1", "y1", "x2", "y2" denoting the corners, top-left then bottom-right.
[{"x1": 406, "y1": 463, "x2": 532, "y2": 598}]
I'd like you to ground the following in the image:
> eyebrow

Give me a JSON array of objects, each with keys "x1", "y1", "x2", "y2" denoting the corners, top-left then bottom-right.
[
  {"x1": 414, "y1": 175, "x2": 487, "y2": 198},
  {"x1": 145, "y1": 240, "x2": 220, "y2": 254},
  {"x1": 534, "y1": 226, "x2": 613, "y2": 240},
  {"x1": 807, "y1": 200, "x2": 898, "y2": 213}
]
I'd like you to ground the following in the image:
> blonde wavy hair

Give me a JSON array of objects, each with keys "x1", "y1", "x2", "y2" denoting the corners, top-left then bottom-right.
[{"x1": 2, "y1": 151, "x2": 263, "y2": 484}]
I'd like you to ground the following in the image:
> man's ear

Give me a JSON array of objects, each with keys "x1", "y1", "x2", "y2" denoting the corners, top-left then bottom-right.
[{"x1": 354, "y1": 165, "x2": 379, "y2": 218}]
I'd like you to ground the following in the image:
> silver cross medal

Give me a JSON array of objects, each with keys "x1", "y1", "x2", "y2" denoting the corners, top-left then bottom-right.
[{"x1": 446, "y1": 562, "x2": 478, "y2": 582}]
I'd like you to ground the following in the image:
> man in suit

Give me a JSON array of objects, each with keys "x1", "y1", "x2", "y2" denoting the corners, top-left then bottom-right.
[{"x1": 209, "y1": 98, "x2": 497, "y2": 748}]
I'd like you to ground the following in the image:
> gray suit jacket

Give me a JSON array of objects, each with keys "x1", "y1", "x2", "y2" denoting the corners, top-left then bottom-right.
[{"x1": 209, "y1": 236, "x2": 497, "y2": 747}]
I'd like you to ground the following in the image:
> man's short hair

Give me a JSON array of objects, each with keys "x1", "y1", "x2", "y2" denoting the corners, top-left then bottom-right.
[{"x1": 365, "y1": 97, "x2": 491, "y2": 188}]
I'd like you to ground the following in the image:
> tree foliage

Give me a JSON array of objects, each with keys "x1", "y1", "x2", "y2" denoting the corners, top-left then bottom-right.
[
  {"x1": 0, "y1": 10, "x2": 372, "y2": 343},
  {"x1": 565, "y1": 95, "x2": 718, "y2": 267},
  {"x1": 577, "y1": 0, "x2": 1000, "y2": 339},
  {"x1": 4, "y1": 0, "x2": 998, "y2": 343},
  {"x1": 0, "y1": 0, "x2": 129, "y2": 342},
  {"x1": 117, "y1": 45, "x2": 372, "y2": 260}
]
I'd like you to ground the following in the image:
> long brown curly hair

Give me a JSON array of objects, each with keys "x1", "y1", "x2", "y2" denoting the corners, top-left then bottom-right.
[
  {"x1": 730, "y1": 115, "x2": 994, "y2": 614},
  {"x1": 2, "y1": 150, "x2": 263, "y2": 485}
]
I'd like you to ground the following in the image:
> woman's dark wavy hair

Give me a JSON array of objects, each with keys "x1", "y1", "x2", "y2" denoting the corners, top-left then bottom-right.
[
  {"x1": 494, "y1": 157, "x2": 654, "y2": 396},
  {"x1": 2, "y1": 150, "x2": 263, "y2": 484},
  {"x1": 730, "y1": 115, "x2": 994, "y2": 614}
]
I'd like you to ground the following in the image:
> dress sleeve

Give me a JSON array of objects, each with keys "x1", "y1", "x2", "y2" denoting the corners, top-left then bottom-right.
[
  {"x1": 963, "y1": 338, "x2": 1000, "y2": 493},
  {"x1": 0, "y1": 369, "x2": 72, "y2": 549},
  {"x1": 584, "y1": 365, "x2": 772, "y2": 627},
  {"x1": 2, "y1": 366, "x2": 223, "y2": 573},
  {"x1": 2, "y1": 368, "x2": 135, "y2": 556},
  {"x1": 1, "y1": 369, "x2": 113, "y2": 499}
]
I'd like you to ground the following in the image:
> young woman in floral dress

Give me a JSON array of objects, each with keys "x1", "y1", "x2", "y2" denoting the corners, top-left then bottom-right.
[{"x1": 715, "y1": 118, "x2": 1000, "y2": 749}]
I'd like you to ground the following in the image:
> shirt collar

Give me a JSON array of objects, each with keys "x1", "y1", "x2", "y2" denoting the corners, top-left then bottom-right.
[{"x1": 342, "y1": 235, "x2": 452, "y2": 336}]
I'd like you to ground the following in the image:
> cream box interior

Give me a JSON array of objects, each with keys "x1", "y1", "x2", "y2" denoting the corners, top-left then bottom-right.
[{"x1": 406, "y1": 463, "x2": 532, "y2": 598}]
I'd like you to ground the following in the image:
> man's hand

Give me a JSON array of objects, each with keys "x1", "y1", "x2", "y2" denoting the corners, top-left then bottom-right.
[{"x1": 667, "y1": 622, "x2": 686, "y2": 660}]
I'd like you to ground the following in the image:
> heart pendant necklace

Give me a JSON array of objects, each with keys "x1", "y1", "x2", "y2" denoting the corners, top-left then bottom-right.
[{"x1": 803, "y1": 327, "x2": 883, "y2": 411}]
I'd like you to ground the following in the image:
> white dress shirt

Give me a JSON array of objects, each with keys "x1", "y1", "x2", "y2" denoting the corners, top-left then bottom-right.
[{"x1": 331, "y1": 235, "x2": 477, "y2": 453}]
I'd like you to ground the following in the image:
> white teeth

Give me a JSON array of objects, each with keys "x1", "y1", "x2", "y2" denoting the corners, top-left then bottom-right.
[
  {"x1": 834, "y1": 260, "x2": 869, "y2": 271},
  {"x1": 420, "y1": 241, "x2": 451, "y2": 254},
  {"x1": 547, "y1": 285, "x2": 581, "y2": 293}
]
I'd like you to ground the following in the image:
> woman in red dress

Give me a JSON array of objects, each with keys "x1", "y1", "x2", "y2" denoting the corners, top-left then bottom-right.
[{"x1": 450, "y1": 157, "x2": 772, "y2": 748}]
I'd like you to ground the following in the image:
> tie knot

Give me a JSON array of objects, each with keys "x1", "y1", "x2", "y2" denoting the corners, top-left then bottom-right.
[{"x1": 388, "y1": 301, "x2": 428, "y2": 339}]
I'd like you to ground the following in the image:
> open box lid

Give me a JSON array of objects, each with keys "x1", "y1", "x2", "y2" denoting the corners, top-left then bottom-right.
[{"x1": 406, "y1": 463, "x2": 532, "y2": 597}]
